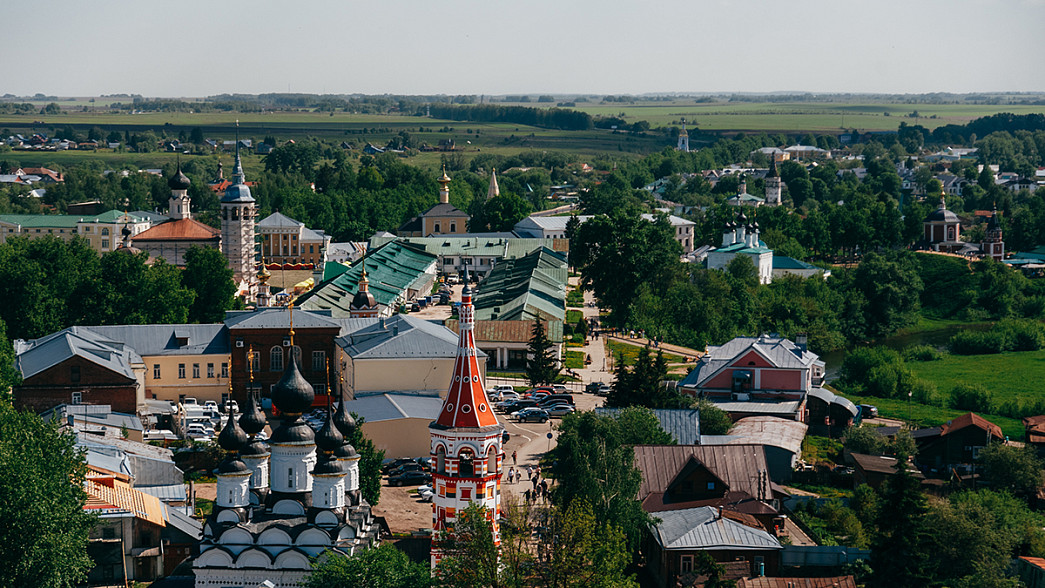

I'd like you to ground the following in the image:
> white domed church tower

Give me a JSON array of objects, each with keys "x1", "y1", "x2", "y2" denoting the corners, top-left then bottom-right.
[
  {"x1": 194, "y1": 315, "x2": 379, "y2": 588},
  {"x1": 429, "y1": 278, "x2": 505, "y2": 568}
]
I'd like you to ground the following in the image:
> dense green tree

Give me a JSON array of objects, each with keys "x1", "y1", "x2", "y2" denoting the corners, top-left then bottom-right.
[
  {"x1": 305, "y1": 543, "x2": 431, "y2": 588},
  {"x1": 552, "y1": 408, "x2": 671, "y2": 551},
  {"x1": 870, "y1": 454, "x2": 932, "y2": 587},
  {"x1": 979, "y1": 443, "x2": 1044, "y2": 496},
  {"x1": 435, "y1": 503, "x2": 502, "y2": 588},
  {"x1": 0, "y1": 320, "x2": 20, "y2": 399},
  {"x1": 0, "y1": 402, "x2": 96, "y2": 587},
  {"x1": 608, "y1": 346, "x2": 682, "y2": 409},
  {"x1": 525, "y1": 319, "x2": 560, "y2": 386},
  {"x1": 835, "y1": 252, "x2": 923, "y2": 341},
  {"x1": 182, "y1": 246, "x2": 237, "y2": 323},
  {"x1": 532, "y1": 499, "x2": 638, "y2": 588},
  {"x1": 693, "y1": 398, "x2": 732, "y2": 435}
]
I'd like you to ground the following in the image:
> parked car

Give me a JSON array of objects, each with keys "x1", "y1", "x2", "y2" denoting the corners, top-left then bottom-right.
[
  {"x1": 388, "y1": 462, "x2": 425, "y2": 477},
  {"x1": 545, "y1": 404, "x2": 576, "y2": 418},
  {"x1": 859, "y1": 404, "x2": 879, "y2": 419},
  {"x1": 388, "y1": 471, "x2": 431, "y2": 487},
  {"x1": 382, "y1": 457, "x2": 418, "y2": 474},
  {"x1": 513, "y1": 407, "x2": 550, "y2": 423},
  {"x1": 585, "y1": 381, "x2": 605, "y2": 394},
  {"x1": 498, "y1": 399, "x2": 538, "y2": 413},
  {"x1": 552, "y1": 384, "x2": 569, "y2": 394},
  {"x1": 537, "y1": 394, "x2": 575, "y2": 408},
  {"x1": 496, "y1": 391, "x2": 521, "y2": 402},
  {"x1": 595, "y1": 384, "x2": 612, "y2": 396}
]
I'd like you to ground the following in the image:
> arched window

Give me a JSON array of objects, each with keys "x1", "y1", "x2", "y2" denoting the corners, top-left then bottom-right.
[
  {"x1": 271, "y1": 346, "x2": 284, "y2": 371},
  {"x1": 101, "y1": 228, "x2": 110, "y2": 236},
  {"x1": 486, "y1": 446, "x2": 497, "y2": 476},
  {"x1": 948, "y1": 226, "x2": 955, "y2": 240},
  {"x1": 436, "y1": 445, "x2": 446, "y2": 474},
  {"x1": 459, "y1": 448, "x2": 475, "y2": 478},
  {"x1": 434, "y1": 223, "x2": 441, "y2": 233}
]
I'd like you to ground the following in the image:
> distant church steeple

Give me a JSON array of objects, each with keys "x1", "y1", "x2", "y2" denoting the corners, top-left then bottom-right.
[
  {"x1": 677, "y1": 118, "x2": 689, "y2": 152},
  {"x1": 487, "y1": 169, "x2": 500, "y2": 200}
]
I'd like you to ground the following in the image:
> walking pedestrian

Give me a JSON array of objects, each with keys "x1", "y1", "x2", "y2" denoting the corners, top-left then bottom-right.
[
  {"x1": 508, "y1": 467, "x2": 515, "y2": 484},
  {"x1": 512, "y1": 450, "x2": 517, "y2": 465},
  {"x1": 526, "y1": 465, "x2": 533, "y2": 479}
]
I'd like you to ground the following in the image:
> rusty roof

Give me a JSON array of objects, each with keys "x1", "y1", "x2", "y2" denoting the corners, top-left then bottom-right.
[
  {"x1": 634, "y1": 444, "x2": 770, "y2": 502},
  {"x1": 447, "y1": 319, "x2": 562, "y2": 344},
  {"x1": 132, "y1": 218, "x2": 220, "y2": 242},
  {"x1": 736, "y1": 577, "x2": 856, "y2": 588},
  {"x1": 940, "y1": 412, "x2": 1003, "y2": 440}
]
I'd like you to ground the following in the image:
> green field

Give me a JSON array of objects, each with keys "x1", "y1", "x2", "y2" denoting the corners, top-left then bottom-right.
[
  {"x1": 905, "y1": 349, "x2": 1045, "y2": 407},
  {"x1": 847, "y1": 393, "x2": 1024, "y2": 440},
  {"x1": 605, "y1": 339, "x2": 685, "y2": 366}
]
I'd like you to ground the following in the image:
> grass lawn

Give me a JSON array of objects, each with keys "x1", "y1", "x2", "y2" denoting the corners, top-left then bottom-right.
[
  {"x1": 605, "y1": 339, "x2": 685, "y2": 366},
  {"x1": 847, "y1": 394, "x2": 1024, "y2": 440},
  {"x1": 566, "y1": 289, "x2": 585, "y2": 308},
  {"x1": 905, "y1": 349, "x2": 1045, "y2": 403},
  {"x1": 788, "y1": 484, "x2": 854, "y2": 500},
  {"x1": 563, "y1": 350, "x2": 585, "y2": 370},
  {"x1": 566, "y1": 309, "x2": 583, "y2": 324},
  {"x1": 801, "y1": 435, "x2": 843, "y2": 466}
]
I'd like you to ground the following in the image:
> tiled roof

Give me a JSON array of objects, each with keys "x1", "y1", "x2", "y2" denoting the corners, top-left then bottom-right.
[
  {"x1": 653, "y1": 506, "x2": 781, "y2": 551},
  {"x1": 634, "y1": 444, "x2": 770, "y2": 501},
  {"x1": 132, "y1": 218, "x2": 219, "y2": 241},
  {"x1": 941, "y1": 412, "x2": 1003, "y2": 440},
  {"x1": 369, "y1": 235, "x2": 564, "y2": 258},
  {"x1": 419, "y1": 202, "x2": 470, "y2": 218}
]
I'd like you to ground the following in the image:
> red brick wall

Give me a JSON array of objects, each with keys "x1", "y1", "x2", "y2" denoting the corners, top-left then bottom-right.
[
  {"x1": 228, "y1": 327, "x2": 340, "y2": 406},
  {"x1": 14, "y1": 356, "x2": 137, "y2": 413}
]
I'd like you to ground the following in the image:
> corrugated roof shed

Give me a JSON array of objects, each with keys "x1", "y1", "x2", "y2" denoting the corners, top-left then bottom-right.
[
  {"x1": 447, "y1": 319, "x2": 564, "y2": 344},
  {"x1": 473, "y1": 247, "x2": 568, "y2": 322},
  {"x1": 634, "y1": 444, "x2": 771, "y2": 500},
  {"x1": 337, "y1": 315, "x2": 478, "y2": 359},
  {"x1": 343, "y1": 393, "x2": 444, "y2": 422},
  {"x1": 653, "y1": 506, "x2": 781, "y2": 551},
  {"x1": 736, "y1": 577, "x2": 856, "y2": 588},
  {"x1": 595, "y1": 408, "x2": 701, "y2": 445},
  {"x1": 725, "y1": 416, "x2": 807, "y2": 456}
]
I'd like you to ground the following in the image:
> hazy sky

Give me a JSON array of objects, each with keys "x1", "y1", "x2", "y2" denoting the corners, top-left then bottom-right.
[{"x1": 8, "y1": 0, "x2": 1045, "y2": 97}]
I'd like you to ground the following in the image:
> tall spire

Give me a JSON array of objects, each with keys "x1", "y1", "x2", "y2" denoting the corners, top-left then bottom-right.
[
  {"x1": 487, "y1": 169, "x2": 500, "y2": 200},
  {"x1": 233, "y1": 120, "x2": 246, "y2": 185},
  {"x1": 433, "y1": 269, "x2": 498, "y2": 429},
  {"x1": 437, "y1": 166, "x2": 451, "y2": 204}
]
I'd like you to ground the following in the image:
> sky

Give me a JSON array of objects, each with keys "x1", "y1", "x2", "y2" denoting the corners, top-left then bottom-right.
[{"x1": 7, "y1": 0, "x2": 1045, "y2": 97}]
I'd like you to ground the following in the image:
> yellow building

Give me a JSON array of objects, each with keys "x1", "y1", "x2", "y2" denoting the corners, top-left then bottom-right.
[
  {"x1": 0, "y1": 210, "x2": 153, "y2": 253},
  {"x1": 397, "y1": 168, "x2": 470, "y2": 237}
]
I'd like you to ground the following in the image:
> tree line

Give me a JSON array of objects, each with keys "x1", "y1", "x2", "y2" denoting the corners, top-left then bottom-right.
[{"x1": 427, "y1": 104, "x2": 595, "y2": 131}]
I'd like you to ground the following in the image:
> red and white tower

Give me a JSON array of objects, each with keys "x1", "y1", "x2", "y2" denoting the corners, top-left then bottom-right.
[{"x1": 429, "y1": 279, "x2": 504, "y2": 568}]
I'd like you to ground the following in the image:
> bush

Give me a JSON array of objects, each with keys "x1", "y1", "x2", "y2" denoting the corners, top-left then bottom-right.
[
  {"x1": 839, "y1": 346, "x2": 903, "y2": 392},
  {"x1": 997, "y1": 318, "x2": 1045, "y2": 351},
  {"x1": 911, "y1": 379, "x2": 945, "y2": 407},
  {"x1": 903, "y1": 344, "x2": 943, "y2": 362},
  {"x1": 949, "y1": 383, "x2": 994, "y2": 413},
  {"x1": 949, "y1": 329, "x2": 1006, "y2": 355}
]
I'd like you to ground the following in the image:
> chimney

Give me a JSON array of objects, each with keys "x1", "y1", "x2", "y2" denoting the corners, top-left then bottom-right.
[
  {"x1": 379, "y1": 317, "x2": 386, "y2": 330},
  {"x1": 795, "y1": 334, "x2": 808, "y2": 354},
  {"x1": 392, "y1": 324, "x2": 399, "y2": 336},
  {"x1": 716, "y1": 506, "x2": 722, "y2": 520}
]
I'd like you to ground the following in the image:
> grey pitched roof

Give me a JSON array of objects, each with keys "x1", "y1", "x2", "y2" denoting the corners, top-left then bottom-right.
[
  {"x1": 680, "y1": 336, "x2": 820, "y2": 389},
  {"x1": 653, "y1": 506, "x2": 782, "y2": 551},
  {"x1": 224, "y1": 308, "x2": 340, "y2": 330},
  {"x1": 88, "y1": 324, "x2": 228, "y2": 356},
  {"x1": 336, "y1": 315, "x2": 479, "y2": 360},
  {"x1": 343, "y1": 393, "x2": 444, "y2": 422},
  {"x1": 595, "y1": 408, "x2": 701, "y2": 445},
  {"x1": 418, "y1": 202, "x2": 470, "y2": 218},
  {"x1": 257, "y1": 211, "x2": 304, "y2": 229},
  {"x1": 15, "y1": 327, "x2": 140, "y2": 380}
]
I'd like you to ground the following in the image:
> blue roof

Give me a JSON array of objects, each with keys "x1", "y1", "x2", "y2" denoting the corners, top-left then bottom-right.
[{"x1": 221, "y1": 182, "x2": 254, "y2": 203}]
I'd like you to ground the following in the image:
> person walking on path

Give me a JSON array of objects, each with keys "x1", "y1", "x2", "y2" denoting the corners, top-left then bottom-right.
[
  {"x1": 526, "y1": 465, "x2": 533, "y2": 479},
  {"x1": 507, "y1": 467, "x2": 515, "y2": 484},
  {"x1": 512, "y1": 450, "x2": 517, "y2": 465}
]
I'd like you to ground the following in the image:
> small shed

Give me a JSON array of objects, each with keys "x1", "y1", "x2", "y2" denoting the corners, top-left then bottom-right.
[
  {"x1": 707, "y1": 416, "x2": 807, "y2": 482},
  {"x1": 805, "y1": 388, "x2": 857, "y2": 437}
]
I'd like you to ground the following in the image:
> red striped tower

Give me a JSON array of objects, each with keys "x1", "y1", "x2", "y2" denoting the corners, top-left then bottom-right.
[{"x1": 429, "y1": 279, "x2": 504, "y2": 568}]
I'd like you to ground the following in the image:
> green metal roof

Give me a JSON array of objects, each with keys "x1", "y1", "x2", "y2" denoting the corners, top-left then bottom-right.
[
  {"x1": 772, "y1": 256, "x2": 818, "y2": 270},
  {"x1": 298, "y1": 241, "x2": 437, "y2": 316},
  {"x1": 369, "y1": 235, "x2": 562, "y2": 259},
  {"x1": 0, "y1": 210, "x2": 148, "y2": 229},
  {"x1": 472, "y1": 247, "x2": 568, "y2": 323}
]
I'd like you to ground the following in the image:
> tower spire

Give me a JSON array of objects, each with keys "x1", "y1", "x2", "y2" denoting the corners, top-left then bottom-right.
[
  {"x1": 487, "y1": 169, "x2": 500, "y2": 200},
  {"x1": 233, "y1": 120, "x2": 246, "y2": 185}
]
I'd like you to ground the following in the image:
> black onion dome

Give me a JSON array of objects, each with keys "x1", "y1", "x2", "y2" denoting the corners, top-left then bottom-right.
[
  {"x1": 121, "y1": 224, "x2": 132, "y2": 237},
  {"x1": 240, "y1": 440, "x2": 269, "y2": 457},
  {"x1": 218, "y1": 406, "x2": 249, "y2": 451},
  {"x1": 316, "y1": 411, "x2": 344, "y2": 452},
  {"x1": 270, "y1": 419, "x2": 315, "y2": 444},
  {"x1": 334, "y1": 443, "x2": 358, "y2": 459},
  {"x1": 168, "y1": 164, "x2": 191, "y2": 190},
  {"x1": 271, "y1": 354, "x2": 314, "y2": 415},
  {"x1": 313, "y1": 457, "x2": 344, "y2": 476},
  {"x1": 217, "y1": 457, "x2": 249, "y2": 474},
  {"x1": 333, "y1": 395, "x2": 356, "y2": 438},
  {"x1": 737, "y1": 211, "x2": 748, "y2": 223},
  {"x1": 239, "y1": 391, "x2": 267, "y2": 435},
  {"x1": 987, "y1": 206, "x2": 1001, "y2": 231}
]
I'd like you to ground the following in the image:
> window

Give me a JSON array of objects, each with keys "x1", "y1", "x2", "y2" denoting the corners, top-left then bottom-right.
[
  {"x1": 288, "y1": 467, "x2": 294, "y2": 488},
  {"x1": 221, "y1": 363, "x2": 228, "y2": 378},
  {"x1": 70, "y1": 366, "x2": 81, "y2": 383},
  {"x1": 192, "y1": 364, "x2": 200, "y2": 378},
  {"x1": 271, "y1": 346, "x2": 284, "y2": 371},
  {"x1": 460, "y1": 487, "x2": 471, "y2": 500},
  {"x1": 207, "y1": 363, "x2": 214, "y2": 378},
  {"x1": 434, "y1": 223, "x2": 441, "y2": 233},
  {"x1": 436, "y1": 446, "x2": 446, "y2": 474},
  {"x1": 459, "y1": 449, "x2": 475, "y2": 477},
  {"x1": 71, "y1": 391, "x2": 82, "y2": 404},
  {"x1": 309, "y1": 245, "x2": 314, "y2": 254},
  {"x1": 153, "y1": 364, "x2": 161, "y2": 379},
  {"x1": 102, "y1": 527, "x2": 116, "y2": 539},
  {"x1": 450, "y1": 222, "x2": 456, "y2": 232},
  {"x1": 680, "y1": 555, "x2": 694, "y2": 573},
  {"x1": 101, "y1": 239, "x2": 109, "y2": 249},
  {"x1": 178, "y1": 364, "x2": 186, "y2": 379},
  {"x1": 101, "y1": 228, "x2": 110, "y2": 236},
  {"x1": 312, "y1": 350, "x2": 325, "y2": 372},
  {"x1": 707, "y1": 482, "x2": 716, "y2": 490},
  {"x1": 248, "y1": 352, "x2": 260, "y2": 373}
]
